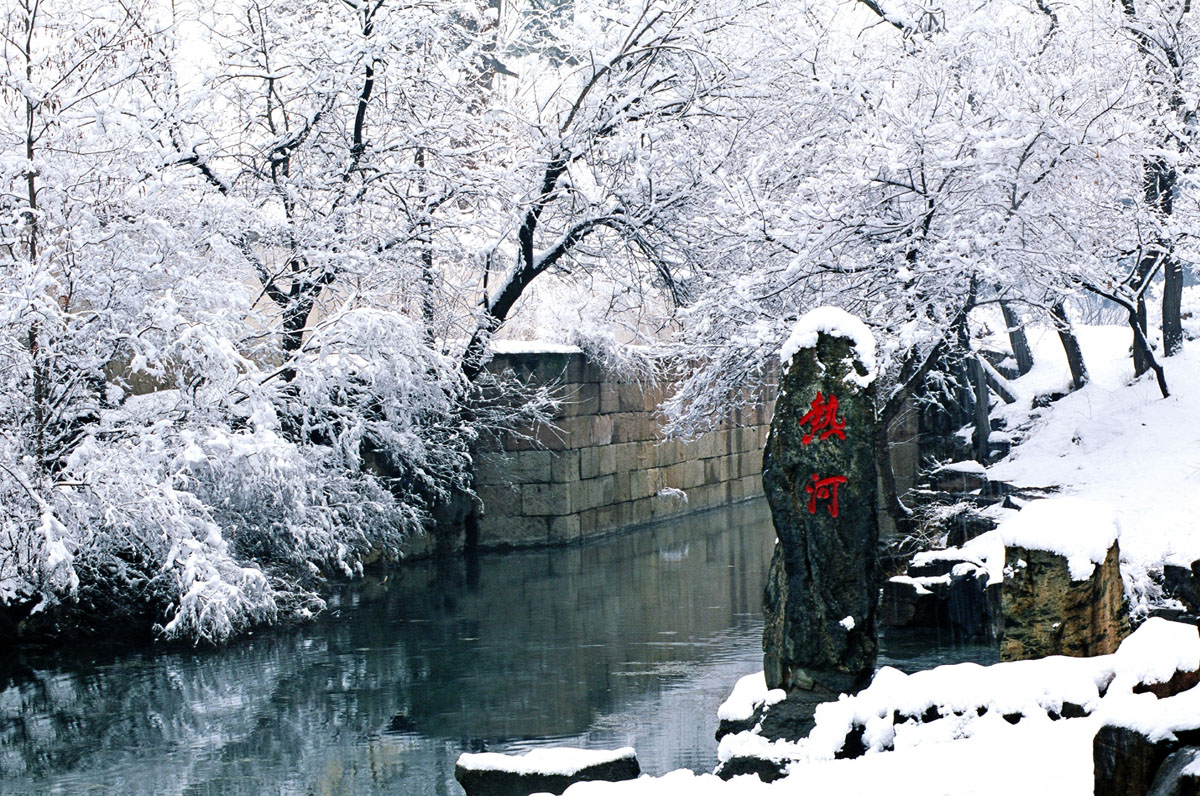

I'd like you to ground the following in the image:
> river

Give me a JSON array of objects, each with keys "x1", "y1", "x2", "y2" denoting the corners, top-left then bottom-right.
[{"x1": 0, "y1": 498, "x2": 995, "y2": 796}]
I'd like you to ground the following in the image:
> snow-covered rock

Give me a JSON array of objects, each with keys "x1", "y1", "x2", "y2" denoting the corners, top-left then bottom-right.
[
  {"x1": 455, "y1": 746, "x2": 639, "y2": 796},
  {"x1": 998, "y1": 497, "x2": 1121, "y2": 582},
  {"x1": 1001, "y1": 503, "x2": 1129, "y2": 661},
  {"x1": 779, "y1": 306, "x2": 877, "y2": 386}
]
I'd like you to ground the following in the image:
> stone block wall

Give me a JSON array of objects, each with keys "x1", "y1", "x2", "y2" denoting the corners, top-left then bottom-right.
[{"x1": 472, "y1": 350, "x2": 775, "y2": 549}]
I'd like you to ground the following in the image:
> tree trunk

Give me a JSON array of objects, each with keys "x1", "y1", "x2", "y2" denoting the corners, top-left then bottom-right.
[
  {"x1": 968, "y1": 355, "x2": 990, "y2": 463},
  {"x1": 464, "y1": 154, "x2": 570, "y2": 382},
  {"x1": 416, "y1": 146, "x2": 437, "y2": 344},
  {"x1": 978, "y1": 356, "x2": 1018, "y2": 404},
  {"x1": 1163, "y1": 254, "x2": 1184, "y2": 357},
  {"x1": 1119, "y1": 0, "x2": 1183, "y2": 359},
  {"x1": 1080, "y1": 279, "x2": 1169, "y2": 399},
  {"x1": 1127, "y1": 306, "x2": 1170, "y2": 398},
  {"x1": 1145, "y1": 152, "x2": 1181, "y2": 359},
  {"x1": 278, "y1": 298, "x2": 310, "y2": 384},
  {"x1": 1050, "y1": 302, "x2": 1088, "y2": 391},
  {"x1": 1133, "y1": 293, "x2": 1150, "y2": 377},
  {"x1": 29, "y1": 325, "x2": 48, "y2": 467},
  {"x1": 1000, "y1": 301, "x2": 1034, "y2": 375},
  {"x1": 874, "y1": 420, "x2": 913, "y2": 536},
  {"x1": 874, "y1": 331, "x2": 971, "y2": 538}
]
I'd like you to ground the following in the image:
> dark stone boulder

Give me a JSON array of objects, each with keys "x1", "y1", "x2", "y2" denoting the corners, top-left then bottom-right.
[
  {"x1": 1134, "y1": 667, "x2": 1200, "y2": 700},
  {"x1": 0, "y1": 590, "x2": 39, "y2": 644},
  {"x1": 1148, "y1": 748, "x2": 1200, "y2": 796},
  {"x1": 715, "y1": 755, "x2": 789, "y2": 783},
  {"x1": 762, "y1": 325, "x2": 879, "y2": 696},
  {"x1": 454, "y1": 748, "x2": 640, "y2": 796},
  {"x1": 1094, "y1": 726, "x2": 1178, "y2": 796},
  {"x1": 714, "y1": 688, "x2": 829, "y2": 744},
  {"x1": 946, "y1": 567, "x2": 1001, "y2": 640},
  {"x1": 755, "y1": 690, "x2": 829, "y2": 742},
  {"x1": 880, "y1": 577, "x2": 941, "y2": 628},
  {"x1": 908, "y1": 557, "x2": 961, "y2": 578},
  {"x1": 715, "y1": 714, "x2": 759, "y2": 741},
  {"x1": 925, "y1": 464, "x2": 989, "y2": 494},
  {"x1": 987, "y1": 436, "x2": 1014, "y2": 460},
  {"x1": 1163, "y1": 563, "x2": 1200, "y2": 614},
  {"x1": 946, "y1": 512, "x2": 999, "y2": 548},
  {"x1": 1150, "y1": 608, "x2": 1200, "y2": 627},
  {"x1": 881, "y1": 552, "x2": 999, "y2": 639}
]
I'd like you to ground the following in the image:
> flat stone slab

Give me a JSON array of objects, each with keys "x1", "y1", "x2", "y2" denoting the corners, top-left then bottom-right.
[{"x1": 455, "y1": 746, "x2": 640, "y2": 796}]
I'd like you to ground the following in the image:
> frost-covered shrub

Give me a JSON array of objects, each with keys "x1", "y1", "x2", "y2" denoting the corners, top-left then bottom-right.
[
  {"x1": 0, "y1": 306, "x2": 485, "y2": 644},
  {"x1": 0, "y1": 155, "x2": 501, "y2": 643},
  {"x1": 285, "y1": 308, "x2": 476, "y2": 511}
]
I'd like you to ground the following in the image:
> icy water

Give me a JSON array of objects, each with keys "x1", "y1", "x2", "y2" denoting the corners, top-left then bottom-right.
[{"x1": 0, "y1": 498, "x2": 996, "y2": 796}]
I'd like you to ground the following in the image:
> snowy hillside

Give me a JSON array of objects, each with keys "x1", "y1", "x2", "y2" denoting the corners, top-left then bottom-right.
[{"x1": 988, "y1": 326, "x2": 1200, "y2": 586}]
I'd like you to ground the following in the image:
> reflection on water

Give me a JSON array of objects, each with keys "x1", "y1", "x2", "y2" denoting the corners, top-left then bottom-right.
[{"x1": 0, "y1": 498, "x2": 996, "y2": 796}]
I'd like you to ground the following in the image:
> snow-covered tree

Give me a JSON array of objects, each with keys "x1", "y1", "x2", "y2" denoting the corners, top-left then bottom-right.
[
  {"x1": 0, "y1": 0, "x2": 551, "y2": 643},
  {"x1": 661, "y1": 0, "x2": 1178, "y2": 517}
]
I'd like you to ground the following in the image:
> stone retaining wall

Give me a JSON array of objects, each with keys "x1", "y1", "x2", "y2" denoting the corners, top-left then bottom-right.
[{"x1": 472, "y1": 350, "x2": 775, "y2": 549}]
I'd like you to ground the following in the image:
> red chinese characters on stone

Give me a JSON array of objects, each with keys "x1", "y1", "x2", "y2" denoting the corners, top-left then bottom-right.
[
  {"x1": 806, "y1": 473, "x2": 848, "y2": 518},
  {"x1": 797, "y1": 392, "x2": 846, "y2": 445}
]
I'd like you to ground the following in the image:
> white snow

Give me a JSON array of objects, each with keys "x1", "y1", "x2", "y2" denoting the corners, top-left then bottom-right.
[
  {"x1": 561, "y1": 620, "x2": 1200, "y2": 796},
  {"x1": 490, "y1": 339, "x2": 585, "y2": 355},
  {"x1": 559, "y1": 721, "x2": 1096, "y2": 794},
  {"x1": 996, "y1": 497, "x2": 1120, "y2": 581},
  {"x1": 717, "y1": 672, "x2": 786, "y2": 722},
  {"x1": 656, "y1": 487, "x2": 690, "y2": 504},
  {"x1": 899, "y1": 333, "x2": 1200, "y2": 603},
  {"x1": 910, "y1": 529, "x2": 1006, "y2": 586},
  {"x1": 779, "y1": 306, "x2": 877, "y2": 386},
  {"x1": 987, "y1": 324, "x2": 1134, "y2": 410},
  {"x1": 885, "y1": 574, "x2": 941, "y2": 594},
  {"x1": 1098, "y1": 686, "x2": 1200, "y2": 745},
  {"x1": 38, "y1": 511, "x2": 79, "y2": 595},
  {"x1": 989, "y1": 337, "x2": 1200, "y2": 583},
  {"x1": 936, "y1": 460, "x2": 987, "y2": 475},
  {"x1": 1092, "y1": 620, "x2": 1200, "y2": 743},
  {"x1": 456, "y1": 746, "x2": 637, "y2": 776}
]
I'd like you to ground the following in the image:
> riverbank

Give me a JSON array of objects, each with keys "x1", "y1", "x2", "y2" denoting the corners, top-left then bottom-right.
[{"x1": 540, "y1": 329, "x2": 1200, "y2": 795}]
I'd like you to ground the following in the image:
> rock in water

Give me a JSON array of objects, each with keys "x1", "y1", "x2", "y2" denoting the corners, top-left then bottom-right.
[
  {"x1": 762, "y1": 310, "x2": 879, "y2": 696},
  {"x1": 455, "y1": 747, "x2": 640, "y2": 796}
]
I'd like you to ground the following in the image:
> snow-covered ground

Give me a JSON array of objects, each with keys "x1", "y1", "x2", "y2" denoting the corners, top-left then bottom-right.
[
  {"x1": 526, "y1": 324, "x2": 1200, "y2": 796},
  {"x1": 989, "y1": 329, "x2": 1200, "y2": 574},
  {"x1": 550, "y1": 619, "x2": 1198, "y2": 796}
]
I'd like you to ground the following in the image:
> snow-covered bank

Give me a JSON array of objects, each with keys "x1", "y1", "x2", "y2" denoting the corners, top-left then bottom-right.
[
  {"x1": 907, "y1": 327, "x2": 1200, "y2": 617},
  {"x1": 555, "y1": 620, "x2": 1200, "y2": 796},
  {"x1": 458, "y1": 747, "x2": 637, "y2": 776},
  {"x1": 553, "y1": 325, "x2": 1200, "y2": 795},
  {"x1": 989, "y1": 334, "x2": 1200, "y2": 575}
]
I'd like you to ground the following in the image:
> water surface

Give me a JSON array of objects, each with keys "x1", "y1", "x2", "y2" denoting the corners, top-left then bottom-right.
[{"x1": 0, "y1": 498, "x2": 995, "y2": 796}]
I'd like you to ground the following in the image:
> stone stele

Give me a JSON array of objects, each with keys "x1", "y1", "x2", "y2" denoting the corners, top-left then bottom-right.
[{"x1": 762, "y1": 330, "x2": 879, "y2": 696}]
